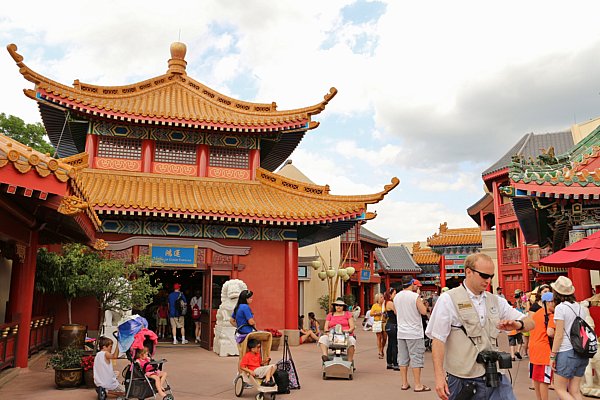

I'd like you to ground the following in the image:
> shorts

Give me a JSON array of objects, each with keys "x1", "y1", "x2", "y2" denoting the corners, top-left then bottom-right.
[
  {"x1": 397, "y1": 338, "x2": 425, "y2": 368},
  {"x1": 555, "y1": 349, "x2": 589, "y2": 379},
  {"x1": 253, "y1": 365, "x2": 275, "y2": 378},
  {"x1": 318, "y1": 334, "x2": 357, "y2": 348},
  {"x1": 508, "y1": 333, "x2": 523, "y2": 346},
  {"x1": 170, "y1": 316, "x2": 184, "y2": 329},
  {"x1": 158, "y1": 318, "x2": 167, "y2": 326},
  {"x1": 529, "y1": 364, "x2": 552, "y2": 383}
]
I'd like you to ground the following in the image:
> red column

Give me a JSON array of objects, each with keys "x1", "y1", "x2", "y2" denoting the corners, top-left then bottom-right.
[
  {"x1": 284, "y1": 241, "x2": 298, "y2": 330},
  {"x1": 15, "y1": 230, "x2": 38, "y2": 368},
  {"x1": 491, "y1": 182, "x2": 505, "y2": 289},
  {"x1": 568, "y1": 268, "x2": 592, "y2": 301},
  {"x1": 198, "y1": 145, "x2": 209, "y2": 177},
  {"x1": 519, "y1": 229, "x2": 530, "y2": 291},
  {"x1": 141, "y1": 139, "x2": 154, "y2": 173},
  {"x1": 249, "y1": 149, "x2": 260, "y2": 180},
  {"x1": 440, "y1": 256, "x2": 446, "y2": 287},
  {"x1": 85, "y1": 134, "x2": 98, "y2": 168}
]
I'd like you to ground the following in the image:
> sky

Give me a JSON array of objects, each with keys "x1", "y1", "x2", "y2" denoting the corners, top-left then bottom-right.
[{"x1": 1, "y1": 0, "x2": 600, "y2": 243}]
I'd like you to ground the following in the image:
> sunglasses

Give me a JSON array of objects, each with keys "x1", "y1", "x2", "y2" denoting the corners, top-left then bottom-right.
[{"x1": 468, "y1": 267, "x2": 494, "y2": 280}]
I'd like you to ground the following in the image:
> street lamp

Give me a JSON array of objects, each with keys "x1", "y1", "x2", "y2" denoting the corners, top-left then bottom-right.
[{"x1": 311, "y1": 246, "x2": 355, "y2": 310}]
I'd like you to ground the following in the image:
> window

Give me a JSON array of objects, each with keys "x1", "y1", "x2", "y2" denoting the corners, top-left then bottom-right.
[
  {"x1": 155, "y1": 141, "x2": 197, "y2": 165},
  {"x1": 209, "y1": 147, "x2": 249, "y2": 169},
  {"x1": 97, "y1": 137, "x2": 142, "y2": 159}
]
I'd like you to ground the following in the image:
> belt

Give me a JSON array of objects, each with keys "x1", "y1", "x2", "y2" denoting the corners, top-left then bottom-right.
[{"x1": 448, "y1": 374, "x2": 504, "y2": 383}]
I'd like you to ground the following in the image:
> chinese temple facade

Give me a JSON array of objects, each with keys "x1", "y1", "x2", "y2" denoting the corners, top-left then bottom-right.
[{"x1": 7, "y1": 42, "x2": 398, "y2": 351}]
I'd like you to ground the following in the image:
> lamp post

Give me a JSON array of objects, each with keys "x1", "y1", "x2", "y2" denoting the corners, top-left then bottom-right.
[{"x1": 311, "y1": 246, "x2": 355, "y2": 311}]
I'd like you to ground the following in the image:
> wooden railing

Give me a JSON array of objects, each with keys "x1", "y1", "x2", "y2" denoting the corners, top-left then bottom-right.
[
  {"x1": 502, "y1": 247, "x2": 521, "y2": 265},
  {"x1": 499, "y1": 203, "x2": 515, "y2": 219},
  {"x1": 29, "y1": 316, "x2": 54, "y2": 355},
  {"x1": 0, "y1": 322, "x2": 18, "y2": 371}
]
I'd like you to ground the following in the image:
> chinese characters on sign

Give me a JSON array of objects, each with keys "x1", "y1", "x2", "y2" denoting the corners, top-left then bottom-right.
[{"x1": 149, "y1": 244, "x2": 197, "y2": 267}]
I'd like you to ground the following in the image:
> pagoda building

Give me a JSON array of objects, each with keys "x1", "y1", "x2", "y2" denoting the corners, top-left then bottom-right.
[
  {"x1": 411, "y1": 242, "x2": 441, "y2": 294},
  {"x1": 507, "y1": 127, "x2": 600, "y2": 300},
  {"x1": 374, "y1": 244, "x2": 421, "y2": 291},
  {"x1": 427, "y1": 223, "x2": 482, "y2": 289},
  {"x1": 470, "y1": 131, "x2": 574, "y2": 295},
  {"x1": 8, "y1": 42, "x2": 398, "y2": 349}
]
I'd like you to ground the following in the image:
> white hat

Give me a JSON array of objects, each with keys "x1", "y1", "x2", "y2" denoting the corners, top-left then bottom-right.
[{"x1": 551, "y1": 276, "x2": 575, "y2": 296}]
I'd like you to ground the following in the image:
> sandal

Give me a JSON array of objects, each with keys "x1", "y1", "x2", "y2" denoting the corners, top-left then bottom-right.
[
  {"x1": 414, "y1": 385, "x2": 431, "y2": 392},
  {"x1": 401, "y1": 385, "x2": 410, "y2": 390}
]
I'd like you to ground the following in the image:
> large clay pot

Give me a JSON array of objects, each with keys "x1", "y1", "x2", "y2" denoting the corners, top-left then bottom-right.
[
  {"x1": 54, "y1": 367, "x2": 83, "y2": 389},
  {"x1": 83, "y1": 369, "x2": 95, "y2": 388},
  {"x1": 58, "y1": 324, "x2": 87, "y2": 349}
]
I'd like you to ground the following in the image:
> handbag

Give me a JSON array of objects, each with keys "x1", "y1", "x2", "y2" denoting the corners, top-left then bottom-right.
[{"x1": 372, "y1": 320, "x2": 383, "y2": 333}]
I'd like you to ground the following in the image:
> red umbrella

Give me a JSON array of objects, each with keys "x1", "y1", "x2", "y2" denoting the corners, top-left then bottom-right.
[{"x1": 540, "y1": 231, "x2": 600, "y2": 270}]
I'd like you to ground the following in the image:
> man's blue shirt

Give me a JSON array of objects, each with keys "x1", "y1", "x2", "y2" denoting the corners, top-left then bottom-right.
[{"x1": 168, "y1": 291, "x2": 187, "y2": 317}]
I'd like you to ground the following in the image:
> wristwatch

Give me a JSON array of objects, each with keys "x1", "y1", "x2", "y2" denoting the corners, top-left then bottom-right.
[{"x1": 515, "y1": 319, "x2": 524, "y2": 331}]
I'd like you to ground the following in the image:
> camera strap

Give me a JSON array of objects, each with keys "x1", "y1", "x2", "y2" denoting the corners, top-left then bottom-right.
[{"x1": 454, "y1": 324, "x2": 482, "y2": 352}]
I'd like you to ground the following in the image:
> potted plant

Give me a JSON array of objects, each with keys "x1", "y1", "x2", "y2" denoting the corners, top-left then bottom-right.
[
  {"x1": 46, "y1": 346, "x2": 84, "y2": 389},
  {"x1": 81, "y1": 354, "x2": 95, "y2": 388},
  {"x1": 264, "y1": 328, "x2": 283, "y2": 351}
]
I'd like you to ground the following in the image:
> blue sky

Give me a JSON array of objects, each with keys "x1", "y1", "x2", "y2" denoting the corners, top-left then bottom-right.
[{"x1": 2, "y1": 1, "x2": 600, "y2": 242}]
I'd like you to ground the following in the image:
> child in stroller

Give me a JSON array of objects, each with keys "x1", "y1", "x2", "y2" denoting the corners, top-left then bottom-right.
[
  {"x1": 136, "y1": 346, "x2": 169, "y2": 399},
  {"x1": 234, "y1": 331, "x2": 278, "y2": 400}
]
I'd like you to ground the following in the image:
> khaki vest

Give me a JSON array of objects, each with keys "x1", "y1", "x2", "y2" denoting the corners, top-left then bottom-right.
[{"x1": 445, "y1": 286, "x2": 501, "y2": 378}]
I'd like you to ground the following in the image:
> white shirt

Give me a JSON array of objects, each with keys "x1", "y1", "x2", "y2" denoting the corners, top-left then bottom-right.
[
  {"x1": 394, "y1": 289, "x2": 424, "y2": 340},
  {"x1": 93, "y1": 350, "x2": 120, "y2": 390},
  {"x1": 190, "y1": 296, "x2": 202, "y2": 308},
  {"x1": 554, "y1": 301, "x2": 589, "y2": 353},
  {"x1": 425, "y1": 285, "x2": 524, "y2": 343}
]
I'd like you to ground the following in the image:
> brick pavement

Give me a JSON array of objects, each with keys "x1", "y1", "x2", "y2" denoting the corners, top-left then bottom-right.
[{"x1": 0, "y1": 324, "x2": 585, "y2": 399}]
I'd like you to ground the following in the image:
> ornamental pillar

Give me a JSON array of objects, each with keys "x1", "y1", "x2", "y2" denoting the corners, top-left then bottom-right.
[
  {"x1": 198, "y1": 145, "x2": 209, "y2": 177},
  {"x1": 568, "y1": 268, "x2": 592, "y2": 301},
  {"x1": 85, "y1": 133, "x2": 98, "y2": 168},
  {"x1": 141, "y1": 139, "x2": 154, "y2": 173},
  {"x1": 284, "y1": 241, "x2": 299, "y2": 345},
  {"x1": 15, "y1": 230, "x2": 38, "y2": 368},
  {"x1": 249, "y1": 149, "x2": 260, "y2": 180}
]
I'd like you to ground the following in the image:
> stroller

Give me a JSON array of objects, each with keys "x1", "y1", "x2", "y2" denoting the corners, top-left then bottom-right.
[
  {"x1": 106, "y1": 316, "x2": 175, "y2": 400},
  {"x1": 234, "y1": 330, "x2": 278, "y2": 400}
]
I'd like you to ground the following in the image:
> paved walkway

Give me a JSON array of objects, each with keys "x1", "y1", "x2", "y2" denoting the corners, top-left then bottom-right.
[{"x1": 0, "y1": 325, "x2": 587, "y2": 399}]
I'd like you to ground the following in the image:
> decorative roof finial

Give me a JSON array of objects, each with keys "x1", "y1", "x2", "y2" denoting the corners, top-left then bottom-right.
[{"x1": 168, "y1": 42, "x2": 187, "y2": 75}]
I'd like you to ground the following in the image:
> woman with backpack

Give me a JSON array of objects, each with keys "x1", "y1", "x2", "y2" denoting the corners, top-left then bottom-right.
[
  {"x1": 190, "y1": 290, "x2": 202, "y2": 344},
  {"x1": 550, "y1": 276, "x2": 591, "y2": 400}
]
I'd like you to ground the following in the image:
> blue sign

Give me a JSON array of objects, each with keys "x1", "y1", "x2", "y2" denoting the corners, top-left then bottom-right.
[
  {"x1": 360, "y1": 269, "x2": 371, "y2": 281},
  {"x1": 150, "y1": 244, "x2": 197, "y2": 267}
]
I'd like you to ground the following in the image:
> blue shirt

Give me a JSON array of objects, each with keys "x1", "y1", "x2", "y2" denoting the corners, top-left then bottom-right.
[
  {"x1": 168, "y1": 291, "x2": 187, "y2": 317},
  {"x1": 232, "y1": 304, "x2": 254, "y2": 334}
]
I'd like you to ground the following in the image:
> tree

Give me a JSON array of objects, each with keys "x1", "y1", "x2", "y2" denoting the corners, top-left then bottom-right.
[
  {"x1": 0, "y1": 113, "x2": 54, "y2": 155},
  {"x1": 36, "y1": 244, "x2": 98, "y2": 324}
]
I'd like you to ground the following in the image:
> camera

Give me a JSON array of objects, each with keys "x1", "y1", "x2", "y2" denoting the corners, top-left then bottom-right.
[{"x1": 476, "y1": 350, "x2": 512, "y2": 387}]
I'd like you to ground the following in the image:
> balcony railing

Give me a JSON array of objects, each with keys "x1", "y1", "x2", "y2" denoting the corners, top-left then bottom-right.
[
  {"x1": 502, "y1": 247, "x2": 521, "y2": 264},
  {"x1": 29, "y1": 316, "x2": 54, "y2": 355},
  {"x1": 499, "y1": 203, "x2": 515, "y2": 219},
  {"x1": 0, "y1": 322, "x2": 18, "y2": 371}
]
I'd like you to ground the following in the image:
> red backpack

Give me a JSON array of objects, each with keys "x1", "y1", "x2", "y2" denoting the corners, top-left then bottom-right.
[{"x1": 192, "y1": 304, "x2": 201, "y2": 319}]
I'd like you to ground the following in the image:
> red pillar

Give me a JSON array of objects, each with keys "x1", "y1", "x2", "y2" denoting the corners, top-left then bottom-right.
[
  {"x1": 519, "y1": 229, "x2": 530, "y2": 292},
  {"x1": 198, "y1": 145, "x2": 209, "y2": 177},
  {"x1": 440, "y1": 256, "x2": 446, "y2": 287},
  {"x1": 249, "y1": 149, "x2": 260, "y2": 180},
  {"x1": 492, "y1": 182, "x2": 505, "y2": 289},
  {"x1": 141, "y1": 139, "x2": 154, "y2": 173},
  {"x1": 284, "y1": 241, "x2": 298, "y2": 330},
  {"x1": 568, "y1": 268, "x2": 592, "y2": 301},
  {"x1": 85, "y1": 134, "x2": 98, "y2": 168},
  {"x1": 15, "y1": 230, "x2": 38, "y2": 368}
]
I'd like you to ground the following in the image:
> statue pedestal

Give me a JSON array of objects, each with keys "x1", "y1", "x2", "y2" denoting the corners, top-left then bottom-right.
[{"x1": 213, "y1": 325, "x2": 238, "y2": 356}]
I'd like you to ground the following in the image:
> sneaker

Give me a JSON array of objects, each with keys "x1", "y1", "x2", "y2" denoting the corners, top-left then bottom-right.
[
  {"x1": 393, "y1": 365, "x2": 400, "y2": 371},
  {"x1": 173, "y1": 340, "x2": 178, "y2": 345},
  {"x1": 386, "y1": 365, "x2": 393, "y2": 370},
  {"x1": 515, "y1": 352, "x2": 522, "y2": 360},
  {"x1": 261, "y1": 380, "x2": 275, "y2": 387},
  {"x1": 181, "y1": 339, "x2": 189, "y2": 344}
]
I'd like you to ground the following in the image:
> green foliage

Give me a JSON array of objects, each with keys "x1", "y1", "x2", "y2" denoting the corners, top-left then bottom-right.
[
  {"x1": 46, "y1": 346, "x2": 84, "y2": 370},
  {"x1": 317, "y1": 294, "x2": 356, "y2": 313},
  {"x1": 0, "y1": 113, "x2": 54, "y2": 155}
]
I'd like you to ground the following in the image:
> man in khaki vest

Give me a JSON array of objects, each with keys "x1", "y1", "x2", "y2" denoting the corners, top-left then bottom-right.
[{"x1": 426, "y1": 253, "x2": 534, "y2": 400}]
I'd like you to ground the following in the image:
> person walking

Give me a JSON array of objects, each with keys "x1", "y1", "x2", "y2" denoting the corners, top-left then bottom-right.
[
  {"x1": 529, "y1": 292, "x2": 555, "y2": 400},
  {"x1": 550, "y1": 276, "x2": 590, "y2": 400},
  {"x1": 394, "y1": 275, "x2": 430, "y2": 392},
  {"x1": 168, "y1": 283, "x2": 188, "y2": 344},
  {"x1": 190, "y1": 290, "x2": 202, "y2": 344},
  {"x1": 426, "y1": 253, "x2": 534, "y2": 400},
  {"x1": 371, "y1": 293, "x2": 387, "y2": 359},
  {"x1": 384, "y1": 287, "x2": 399, "y2": 370}
]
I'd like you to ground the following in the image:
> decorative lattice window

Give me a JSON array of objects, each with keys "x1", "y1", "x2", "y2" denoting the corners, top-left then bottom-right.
[
  {"x1": 209, "y1": 147, "x2": 249, "y2": 169},
  {"x1": 154, "y1": 141, "x2": 197, "y2": 165},
  {"x1": 97, "y1": 136, "x2": 142, "y2": 159}
]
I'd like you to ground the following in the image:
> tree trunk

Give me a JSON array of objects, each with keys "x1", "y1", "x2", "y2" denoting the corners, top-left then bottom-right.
[{"x1": 66, "y1": 298, "x2": 72, "y2": 324}]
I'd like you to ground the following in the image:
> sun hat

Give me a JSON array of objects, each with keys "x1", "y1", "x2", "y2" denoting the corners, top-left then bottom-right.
[
  {"x1": 332, "y1": 298, "x2": 347, "y2": 307},
  {"x1": 541, "y1": 292, "x2": 554, "y2": 302},
  {"x1": 551, "y1": 276, "x2": 575, "y2": 296}
]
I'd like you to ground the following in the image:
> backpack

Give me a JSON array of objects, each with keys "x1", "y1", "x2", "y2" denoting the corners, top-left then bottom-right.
[
  {"x1": 191, "y1": 304, "x2": 201, "y2": 320},
  {"x1": 567, "y1": 305, "x2": 597, "y2": 358},
  {"x1": 175, "y1": 293, "x2": 187, "y2": 317},
  {"x1": 273, "y1": 369, "x2": 290, "y2": 394}
]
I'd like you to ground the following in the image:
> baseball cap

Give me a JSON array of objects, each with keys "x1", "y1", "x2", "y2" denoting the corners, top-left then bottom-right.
[
  {"x1": 173, "y1": 283, "x2": 181, "y2": 289},
  {"x1": 412, "y1": 279, "x2": 423, "y2": 287}
]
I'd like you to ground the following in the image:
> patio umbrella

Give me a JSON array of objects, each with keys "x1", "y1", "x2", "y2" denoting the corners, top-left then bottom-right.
[{"x1": 540, "y1": 231, "x2": 600, "y2": 270}]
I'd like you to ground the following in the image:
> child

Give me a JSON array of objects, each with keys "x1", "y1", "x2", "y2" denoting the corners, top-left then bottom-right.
[
  {"x1": 93, "y1": 336, "x2": 125, "y2": 396},
  {"x1": 240, "y1": 339, "x2": 276, "y2": 386},
  {"x1": 156, "y1": 301, "x2": 168, "y2": 339},
  {"x1": 136, "y1": 346, "x2": 169, "y2": 398}
]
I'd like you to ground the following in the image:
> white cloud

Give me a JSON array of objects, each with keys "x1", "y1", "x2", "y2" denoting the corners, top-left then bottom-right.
[
  {"x1": 413, "y1": 172, "x2": 481, "y2": 193},
  {"x1": 334, "y1": 140, "x2": 402, "y2": 167}
]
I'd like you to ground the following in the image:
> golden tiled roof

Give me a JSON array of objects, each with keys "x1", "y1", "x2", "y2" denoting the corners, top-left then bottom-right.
[
  {"x1": 8, "y1": 43, "x2": 336, "y2": 131},
  {"x1": 411, "y1": 241, "x2": 440, "y2": 265},
  {"x1": 73, "y1": 167, "x2": 399, "y2": 225},
  {"x1": 427, "y1": 222, "x2": 482, "y2": 247},
  {"x1": 0, "y1": 133, "x2": 74, "y2": 182}
]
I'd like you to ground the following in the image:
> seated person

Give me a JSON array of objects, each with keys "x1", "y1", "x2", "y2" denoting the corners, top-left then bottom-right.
[
  {"x1": 299, "y1": 314, "x2": 319, "y2": 344},
  {"x1": 94, "y1": 336, "x2": 125, "y2": 396},
  {"x1": 240, "y1": 339, "x2": 276, "y2": 386},
  {"x1": 318, "y1": 298, "x2": 356, "y2": 362},
  {"x1": 362, "y1": 308, "x2": 374, "y2": 331},
  {"x1": 135, "y1": 346, "x2": 169, "y2": 399}
]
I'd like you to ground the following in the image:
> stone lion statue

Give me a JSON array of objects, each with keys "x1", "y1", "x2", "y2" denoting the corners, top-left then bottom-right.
[{"x1": 213, "y1": 279, "x2": 247, "y2": 357}]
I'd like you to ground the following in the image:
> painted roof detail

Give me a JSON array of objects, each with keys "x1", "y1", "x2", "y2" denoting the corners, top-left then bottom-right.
[
  {"x1": 427, "y1": 223, "x2": 482, "y2": 247},
  {"x1": 73, "y1": 167, "x2": 399, "y2": 225},
  {"x1": 509, "y1": 128, "x2": 600, "y2": 188},
  {"x1": 0, "y1": 133, "x2": 74, "y2": 182},
  {"x1": 483, "y1": 131, "x2": 573, "y2": 178},
  {"x1": 375, "y1": 246, "x2": 421, "y2": 273},
  {"x1": 8, "y1": 43, "x2": 337, "y2": 131},
  {"x1": 411, "y1": 241, "x2": 441, "y2": 265}
]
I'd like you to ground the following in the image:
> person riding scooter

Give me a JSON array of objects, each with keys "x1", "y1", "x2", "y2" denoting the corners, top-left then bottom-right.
[{"x1": 318, "y1": 298, "x2": 356, "y2": 363}]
